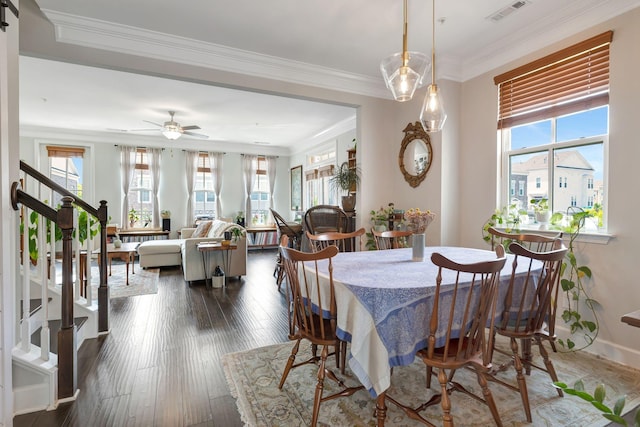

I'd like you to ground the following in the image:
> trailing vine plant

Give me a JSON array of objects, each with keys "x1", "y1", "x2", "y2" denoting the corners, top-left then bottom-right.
[
  {"x1": 482, "y1": 205, "x2": 599, "y2": 352},
  {"x1": 555, "y1": 207, "x2": 598, "y2": 351}
]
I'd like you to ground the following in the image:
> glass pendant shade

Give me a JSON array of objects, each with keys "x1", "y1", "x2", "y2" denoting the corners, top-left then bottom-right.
[
  {"x1": 380, "y1": 51, "x2": 429, "y2": 102},
  {"x1": 420, "y1": 83, "x2": 447, "y2": 132}
]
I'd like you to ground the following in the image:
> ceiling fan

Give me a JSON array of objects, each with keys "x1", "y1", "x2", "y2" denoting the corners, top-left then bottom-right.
[{"x1": 131, "y1": 111, "x2": 209, "y2": 140}]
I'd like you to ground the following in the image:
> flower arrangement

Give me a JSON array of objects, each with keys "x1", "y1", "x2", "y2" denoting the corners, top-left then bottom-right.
[{"x1": 404, "y1": 208, "x2": 436, "y2": 234}]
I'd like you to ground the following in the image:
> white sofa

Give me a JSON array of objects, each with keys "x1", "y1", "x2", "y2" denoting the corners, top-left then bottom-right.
[{"x1": 137, "y1": 220, "x2": 247, "y2": 284}]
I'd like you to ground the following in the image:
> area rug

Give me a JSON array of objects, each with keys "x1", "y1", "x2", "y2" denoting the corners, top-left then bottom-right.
[
  {"x1": 223, "y1": 338, "x2": 640, "y2": 426},
  {"x1": 87, "y1": 261, "x2": 159, "y2": 298}
]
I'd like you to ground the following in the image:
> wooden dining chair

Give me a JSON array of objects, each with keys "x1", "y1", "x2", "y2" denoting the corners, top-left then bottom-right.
[
  {"x1": 487, "y1": 226, "x2": 562, "y2": 253},
  {"x1": 304, "y1": 204, "x2": 348, "y2": 235},
  {"x1": 278, "y1": 236, "x2": 363, "y2": 426},
  {"x1": 306, "y1": 227, "x2": 366, "y2": 252},
  {"x1": 371, "y1": 229, "x2": 414, "y2": 250},
  {"x1": 385, "y1": 245, "x2": 507, "y2": 427},
  {"x1": 488, "y1": 240, "x2": 568, "y2": 423},
  {"x1": 487, "y1": 227, "x2": 565, "y2": 354},
  {"x1": 270, "y1": 208, "x2": 303, "y2": 290}
]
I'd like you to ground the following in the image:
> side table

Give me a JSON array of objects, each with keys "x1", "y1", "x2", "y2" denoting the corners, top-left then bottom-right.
[
  {"x1": 93, "y1": 242, "x2": 140, "y2": 286},
  {"x1": 197, "y1": 242, "x2": 237, "y2": 287}
]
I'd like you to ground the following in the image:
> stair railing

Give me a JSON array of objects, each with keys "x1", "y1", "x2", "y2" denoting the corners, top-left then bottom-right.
[{"x1": 11, "y1": 160, "x2": 110, "y2": 400}]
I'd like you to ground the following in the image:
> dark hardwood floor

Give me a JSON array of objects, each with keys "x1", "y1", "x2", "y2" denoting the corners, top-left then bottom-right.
[{"x1": 14, "y1": 249, "x2": 289, "y2": 427}]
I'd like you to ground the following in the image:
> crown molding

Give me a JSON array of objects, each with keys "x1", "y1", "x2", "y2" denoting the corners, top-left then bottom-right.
[{"x1": 40, "y1": 9, "x2": 392, "y2": 100}]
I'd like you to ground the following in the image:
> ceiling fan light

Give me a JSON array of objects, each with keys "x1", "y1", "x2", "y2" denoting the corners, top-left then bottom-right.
[
  {"x1": 380, "y1": 52, "x2": 430, "y2": 102},
  {"x1": 420, "y1": 84, "x2": 447, "y2": 133},
  {"x1": 162, "y1": 127, "x2": 182, "y2": 140}
]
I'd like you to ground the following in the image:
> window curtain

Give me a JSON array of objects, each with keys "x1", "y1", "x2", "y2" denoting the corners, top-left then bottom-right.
[
  {"x1": 148, "y1": 148, "x2": 162, "y2": 228},
  {"x1": 119, "y1": 146, "x2": 137, "y2": 230},
  {"x1": 265, "y1": 156, "x2": 277, "y2": 214},
  {"x1": 242, "y1": 154, "x2": 258, "y2": 223},
  {"x1": 208, "y1": 152, "x2": 224, "y2": 219},
  {"x1": 185, "y1": 150, "x2": 199, "y2": 228}
]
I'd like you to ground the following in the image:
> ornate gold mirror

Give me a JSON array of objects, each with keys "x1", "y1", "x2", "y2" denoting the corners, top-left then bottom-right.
[{"x1": 399, "y1": 121, "x2": 433, "y2": 188}]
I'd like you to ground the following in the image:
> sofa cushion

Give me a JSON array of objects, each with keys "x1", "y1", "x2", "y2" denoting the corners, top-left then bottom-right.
[
  {"x1": 137, "y1": 239, "x2": 182, "y2": 255},
  {"x1": 207, "y1": 219, "x2": 231, "y2": 238},
  {"x1": 192, "y1": 220, "x2": 213, "y2": 238}
]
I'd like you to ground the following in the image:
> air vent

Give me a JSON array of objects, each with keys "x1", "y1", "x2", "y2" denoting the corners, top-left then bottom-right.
[{"x1": 486, "y1": 1, "x2": 530, "y2": 22}]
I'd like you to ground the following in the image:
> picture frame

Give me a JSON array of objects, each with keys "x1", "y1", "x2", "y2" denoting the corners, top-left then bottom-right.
[{"x1": 290, "y1": 165, "x2": 302, "y2": 211}]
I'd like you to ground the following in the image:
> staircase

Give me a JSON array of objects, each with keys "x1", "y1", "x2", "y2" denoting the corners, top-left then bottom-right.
[{"x1": 10, "y1": 161, "x2": 110, "y2": 415}]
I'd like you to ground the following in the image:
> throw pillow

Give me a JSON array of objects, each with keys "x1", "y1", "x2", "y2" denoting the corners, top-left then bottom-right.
[{"x1": 192, "y1": 220, "x2": 212, "y2": 238}]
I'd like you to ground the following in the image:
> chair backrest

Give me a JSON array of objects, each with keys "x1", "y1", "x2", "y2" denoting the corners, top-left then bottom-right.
[
  {"x1": 487, "y1": 226, "x2": 562, "y2": 252},
  {"x1": 271, "y1": 208, "x2": 303, "y2": 249},
  {"x1": 279, "y1": 236, "x2": 340, "y2": 345},
  {"x1": 498, "y1": 240, "x2": 568, "y2": 339},
  {"x1": 306, "y1": 227, "x2": 366, "y2": 252},
  {"x1": 372, "y1": 229, "x2": 414, "y2": 250},
  {"x1": 304, "y1": 205, "x2": 348, "y2": 235},
  {"x1": 428, "y1": 245, "x2": 507, "y2": 366}
]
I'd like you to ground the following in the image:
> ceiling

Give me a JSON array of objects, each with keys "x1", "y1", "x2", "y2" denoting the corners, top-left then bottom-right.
[{"x1": 20, "y1": 0, "x2": 640, "y2": 153}]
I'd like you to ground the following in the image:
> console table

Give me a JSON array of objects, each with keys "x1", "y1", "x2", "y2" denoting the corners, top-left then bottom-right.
[{"x1": 246, "y1": 226, "x2": 278, "y2": 249}]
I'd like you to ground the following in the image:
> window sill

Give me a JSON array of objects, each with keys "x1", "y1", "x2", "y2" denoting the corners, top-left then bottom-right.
[{"x1": 495, "y1": 226, "x2": 614, "y2": 245}]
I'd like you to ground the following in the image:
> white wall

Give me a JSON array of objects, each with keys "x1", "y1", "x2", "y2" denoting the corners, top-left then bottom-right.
[
  {"x1": 18, "y1": 1, "x2": 640, "y2": 368},
  {"x1": 459, "y1": 9, "x2": 640, "y2": 366}
]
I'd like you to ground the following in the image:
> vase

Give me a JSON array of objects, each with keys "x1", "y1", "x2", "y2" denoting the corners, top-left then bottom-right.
[
  {"x1": 113, "y1": 238, "x2": 122, "y2": 248},
  {"x1": 412, "y1": 233, "x2": 425, "y2": 262}
]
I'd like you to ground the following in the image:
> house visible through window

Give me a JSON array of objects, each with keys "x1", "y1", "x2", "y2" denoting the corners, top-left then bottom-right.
[
  {"x1": 127, "y1": 149, "x2": 152, "y2": 228},
  {"x1": 250, "y1": 156, "x2": 269, "y2": 225},
  {"x1": 47, "y1": 145, "x2": 84, "y2": 208},
  {"x1": 495, "y1": 31, "x2": 611, "y2": 231},
  {"x1": 194, "y1": 153, "x2": 216, "y2": 219}
]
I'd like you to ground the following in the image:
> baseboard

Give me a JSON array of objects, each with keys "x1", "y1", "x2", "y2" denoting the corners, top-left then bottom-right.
[{"x1": 556, "y1": 326, "x2": 640, "y2": 369}]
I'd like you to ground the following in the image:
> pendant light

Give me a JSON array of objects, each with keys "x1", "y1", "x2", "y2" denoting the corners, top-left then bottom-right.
[
  {"x1": 380, "y1": 0, "x2": 429, "y2": 102},
  {"x1": 420, "y1": 0, "x2": 447, "y2": 132}
]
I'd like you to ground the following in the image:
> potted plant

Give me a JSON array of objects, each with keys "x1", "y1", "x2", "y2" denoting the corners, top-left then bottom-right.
[
  {"x1": 329, "y1": 161, "x2": 360, "y2": 212},
  {"x1": 128, "y1": 208, "x2": 140, "y2": 227},
  {"x1": 531, "y1": 197, "x2": 551, "y2": 226}
]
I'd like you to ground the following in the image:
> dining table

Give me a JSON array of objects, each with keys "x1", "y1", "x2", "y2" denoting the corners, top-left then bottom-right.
[{"x1": 303, "y1": 245, "x2": 541, "y2": 426}]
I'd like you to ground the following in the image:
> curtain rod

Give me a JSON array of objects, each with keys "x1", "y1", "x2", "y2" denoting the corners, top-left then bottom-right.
[
  {"x1": 241, "y1": 153, "x2": 279, "y2": 158},
  {"x1": 181, "y1": 150, "x2": 227, "y2": 154},
  {"x1": 113, "y1": 145, "x2": 164, "y2": 150}
]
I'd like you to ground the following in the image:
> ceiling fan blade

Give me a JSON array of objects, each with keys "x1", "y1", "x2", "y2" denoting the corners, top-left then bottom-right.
[
  {"x1": 128, "y1": 128, "x2": 161, "y2": 132},
  {"x1": 142, "y1": 120, "x2": 163, "y2": 127},
  {"x1": 183, "y1": 130, "x2": 209, "y2": 139},
  {"x1": 181, "y1": 125, "x2": 201, "y2": 131}
]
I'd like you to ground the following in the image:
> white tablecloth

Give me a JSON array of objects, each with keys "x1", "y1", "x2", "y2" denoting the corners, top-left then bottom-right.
[{"x1": 303, "y1": 246, "x2": 538, "y2": 397}]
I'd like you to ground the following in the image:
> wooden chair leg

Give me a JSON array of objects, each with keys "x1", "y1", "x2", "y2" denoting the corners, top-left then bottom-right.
[
  {"x1": 511, "y1": 338, "x2": 532, "y2": 422},
  {"x1": 477, "y1": 371, "x2": 503, "y2": 427},
  {"x1": 438, "y1": 368, "x2": 454, "y2": 427},
  {"x1": 311, "y1": 346, "x2": 329, "y2": 427},
  {"x1": 279, "y1": 339, "x2": 301, "y2": 389},
  {"x1": 536, "y1": 337, "x2": 563, "y2": 397}
]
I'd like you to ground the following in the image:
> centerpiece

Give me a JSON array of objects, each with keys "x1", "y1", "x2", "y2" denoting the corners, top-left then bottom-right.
[{"x1": 404, "y1": 208, "x2": 436, "y2": 261}]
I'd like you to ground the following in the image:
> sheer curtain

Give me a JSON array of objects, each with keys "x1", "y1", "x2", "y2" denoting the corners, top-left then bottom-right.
[
  {"x1": 185, "y1": 151, "x2": 199, "y2": 228},
  {"x1": 120, "y1": 146, "x2": 137, "y2": 230},
  {"x1": 148, "y1": 148, "x2": 162, "y2": 228},
  {"x1": 242, "y1": 155, "x2": 258, "y2": 224},
  {"x1": 265, "y1": 156, "x2": 277, "y2": 215},
  {"x1": 208, "y1": 152, "x2": 224, "y2": 219}
]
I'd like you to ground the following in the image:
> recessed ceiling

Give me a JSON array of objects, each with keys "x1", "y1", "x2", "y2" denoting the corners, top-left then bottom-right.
[{"x1": 22, "y1": 0, "x2": 640, "y2": 151}]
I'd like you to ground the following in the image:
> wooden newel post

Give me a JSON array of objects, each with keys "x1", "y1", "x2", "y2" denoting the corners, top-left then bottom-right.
[
  {"x1": 57, "y1": 196, "x2": 78, "y2": 399},
  {"x1": 98, "y1": 200, "x2": 110, "y2": 332}
]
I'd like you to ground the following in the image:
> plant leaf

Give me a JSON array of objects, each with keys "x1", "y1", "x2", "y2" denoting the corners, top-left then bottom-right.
[
  {"x1": 613, "y1": 395, "x2": 626, "y2": 416},
  {"x1": 594, "y1": 384, "x2": 606, "y2": 403}
]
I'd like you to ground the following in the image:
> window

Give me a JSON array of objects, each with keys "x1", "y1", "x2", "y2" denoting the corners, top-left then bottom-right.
[
  {"x1": 510, "y1": 179, "x2": 515, "y2": 196},
  {"x1": 194, "y1": 154, "x2": 216, "y2": 219},
  {"x1": 47, "y1": 145, "x2": 84, "y2": 207},
  {"x1": 496, "y1": 32, "x2": 611, "y2": 231},
  {"x1": 127, "y1": 149, "x2": 153, "y2": 227},
  {"x1": 250, "y1": 156, "x2": 270, "y2": 226},
  {"x1": 305, "y1": 147, "x2": 337, "y2": 208}
]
